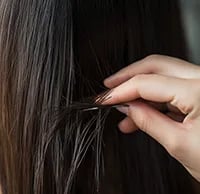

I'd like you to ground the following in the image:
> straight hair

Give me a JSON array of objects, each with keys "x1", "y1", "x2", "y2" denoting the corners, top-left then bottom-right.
[{"x1": 0, "y1": 0, "x2": 198, "y2": 194}]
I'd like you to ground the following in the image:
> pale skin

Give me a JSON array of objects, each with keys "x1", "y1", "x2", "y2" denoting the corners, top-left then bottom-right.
[{"x1": 101, "y1": 54, "x2": 200, "y2": 182}]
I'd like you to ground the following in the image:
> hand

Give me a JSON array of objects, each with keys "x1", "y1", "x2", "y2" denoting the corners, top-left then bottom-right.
[{"x1": 101, "y1": 55, "x2": 200, "y2": 182}]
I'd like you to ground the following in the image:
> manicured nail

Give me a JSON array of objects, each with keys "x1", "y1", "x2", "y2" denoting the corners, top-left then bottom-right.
[
  {"x1": 116, "y1": 106, "x2": 129, "y2": 115},
  {"x1": 95, "y1": 89, "x2": 113, "y2": 104}
]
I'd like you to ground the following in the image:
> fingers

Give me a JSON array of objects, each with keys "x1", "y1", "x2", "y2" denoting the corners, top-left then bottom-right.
[
  {"x1": 118, "y1": 117, "x2": 138, "y2": 133},
  {"x1": 102, "y1": 74, "x2": 184, "y2": 106},
  {"x1": 116, "y1": 105, "x2": 138, "y2": 133},
  {"x1": 122, "y1": 101, "x2": 184, "y2": 152},
  {"x1": 117, "y1": 112, "x2": 184, "y2": 133},
  {"x1": 117, "y1": 100, "x2": 184, "y2": 133},
  {"x1": 104, "y1": 58, "x2": 149, "y2": 88},
  {"x1": 104, "y1": 55, "x2": 200, "y2": 88},
  {"x1": 117, "y1": 107, "x2": 185, "y2": 133}
]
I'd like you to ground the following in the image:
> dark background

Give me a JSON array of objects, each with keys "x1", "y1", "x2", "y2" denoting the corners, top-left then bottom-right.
[{"x1": 180, "y1": 0, "x2": 200, "y2": 64}]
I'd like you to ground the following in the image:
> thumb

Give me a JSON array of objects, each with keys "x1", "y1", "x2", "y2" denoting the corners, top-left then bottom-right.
[{"x1": 127, "y1": 101, "x2": 184, "y2": 151}]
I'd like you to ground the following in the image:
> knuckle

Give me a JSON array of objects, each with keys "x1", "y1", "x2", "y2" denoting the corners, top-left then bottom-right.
[
  {"x1": 142, "y1": 54, "x2": 164, "y2": 72},
  {"x1": 144, "y1": 54, "x2": 162, "y2": 63},
  {"x1": 166, "y1": 132, "x2": 187, "y2": 158},
  {"x1": 177, "y1": 80, "x2": 200, "y2": 113},
  {"x1": 130, "y1": 74, "x2": 148, "y2": 90},
  {"x1": 166, "y1": 137, "x2": 181, "y2": 157},
  {"x1": 131, "y1": 73, "x2": 158, "y2": 84},
  {"x1": 177, "y1": 100, "x2": 193, "y2": 115},
  {"x1": 132, "y1": 74, "x2": 147, "y2": 82}
]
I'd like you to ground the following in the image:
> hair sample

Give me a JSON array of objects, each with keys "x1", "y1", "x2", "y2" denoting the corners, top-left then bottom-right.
[{"x1": 0, "y1": 0, "x2": 198, "y2": 194}]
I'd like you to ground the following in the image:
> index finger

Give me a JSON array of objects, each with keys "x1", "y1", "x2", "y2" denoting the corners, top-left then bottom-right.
[
  {"x1": 104, "y1": 55, "x2": 200, "y2": 88},
  {"x1": 101, "y1": 74, "x2": 186, "y2": 106}
]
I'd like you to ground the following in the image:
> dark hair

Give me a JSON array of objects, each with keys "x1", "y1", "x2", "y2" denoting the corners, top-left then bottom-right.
[{"x1": 0, "y1": 0, "x2": 198, "y2": 194}]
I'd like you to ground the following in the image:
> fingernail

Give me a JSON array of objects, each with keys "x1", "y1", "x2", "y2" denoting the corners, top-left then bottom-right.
[
  {"x1": 116, "y1": 106, "x2": 129, "y2": 115},
  {"x1": 95, "y1": 89, "x2": 113, "y2": 104}
]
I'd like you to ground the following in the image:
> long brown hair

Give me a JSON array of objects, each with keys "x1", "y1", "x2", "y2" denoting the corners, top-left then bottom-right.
[{"x1": 0, "y1": 0, "x2": 197, "y2": 194}]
